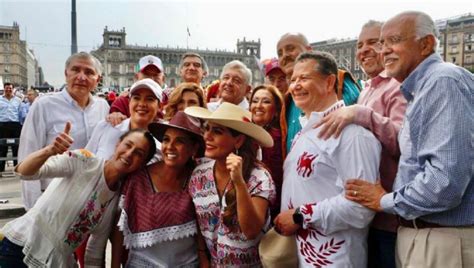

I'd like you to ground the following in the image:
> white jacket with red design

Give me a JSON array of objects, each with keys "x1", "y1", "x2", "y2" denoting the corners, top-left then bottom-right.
[{"x1": 281, "y1": 101, "x2": 381, "y2": 268}]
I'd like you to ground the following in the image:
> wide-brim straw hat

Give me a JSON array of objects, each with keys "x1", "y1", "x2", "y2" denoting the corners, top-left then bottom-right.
[
  {"x1": 148, "y1": 111, "x2": 205, "y2": 156},
  {"x1": 184, "y1": 102, "x2": 274, "y2": 148}
]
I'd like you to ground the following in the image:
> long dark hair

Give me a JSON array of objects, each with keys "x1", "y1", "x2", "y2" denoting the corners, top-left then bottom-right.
[{"x1": 222, "y1": 128, "x2": 258, "y2": 227}]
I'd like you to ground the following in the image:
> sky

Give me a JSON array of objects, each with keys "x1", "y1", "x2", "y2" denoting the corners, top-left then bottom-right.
[{"x1": 1, "y1": 0, "x2": 473, "y2": 87}]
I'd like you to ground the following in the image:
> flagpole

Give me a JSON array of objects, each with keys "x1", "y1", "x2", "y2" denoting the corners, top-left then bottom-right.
[{"x1": 186, "y1": 26, "x2": 190, "y2": 49}]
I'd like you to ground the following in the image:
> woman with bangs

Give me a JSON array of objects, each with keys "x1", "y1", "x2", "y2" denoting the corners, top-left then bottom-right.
[
  {"x1": 185, "y1": 102, "x2": 276, "y2": 267},
  {"x1": 163, "y1": 82, "x2": 206, "y2": 121}
]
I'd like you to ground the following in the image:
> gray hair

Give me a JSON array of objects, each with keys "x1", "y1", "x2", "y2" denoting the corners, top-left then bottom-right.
[
  {"x1": 397, "y1": 11, "x2": 439, "y2": 51},
  {"x1": 65, "y1": 52, "x2": 103, "y2": 75},
  {"x1": 362, "y1": 20, "x2": 383, "y2": 30},
  {"x1": 296, "y1": 51, "x2": 338, "y2": 91},
  {"x1": 179, "y1": 52, "x2": 209, "y2": 74},
  {"x1": 220, "y1": 60, "x2": 252, "y2": 85},
  {"x1": 278, "y1": 32, "x2": 310, "y2": 46}
]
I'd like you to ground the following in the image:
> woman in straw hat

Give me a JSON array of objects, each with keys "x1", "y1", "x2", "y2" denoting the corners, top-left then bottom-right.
[
  {"x1": 185, "y1": 102, "x2": 276, "y2": 267},
  {"x1": 113, "y1": 111, "x2": 208, "y2": 267}
]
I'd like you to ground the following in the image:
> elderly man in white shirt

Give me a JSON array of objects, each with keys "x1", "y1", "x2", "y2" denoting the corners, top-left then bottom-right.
[
  {"x1": 206, "y1": 60, "x2": 251, "y2": 111},
  {"x1": 274, "y1": 51, "x2": 381, "y2": 267},
  {"x1": 19, "y1": 52, "x2": 110, "y2": 210}
]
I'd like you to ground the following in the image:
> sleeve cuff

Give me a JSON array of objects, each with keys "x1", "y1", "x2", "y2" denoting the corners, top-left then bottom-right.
[
  {"x1": 353, "y1": 105, "x2": 372, "y2": 128},
  {"x1": 380, "y1": 192, "x2": 397, "y2": 214}
]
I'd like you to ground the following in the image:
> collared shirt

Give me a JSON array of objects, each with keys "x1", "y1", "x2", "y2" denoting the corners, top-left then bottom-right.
[
  {"x1": 381, "y1": 53, "x2": 474, "y2": 226},
  {"x1": 0, "y1": 95, "x2": 22, "y2": 122},
  {"x1": 19, "y1": 89, "x2": 110, "y2": 209},
  {"x1": 354, "y1": 71, "x2": 406, "y2": 232},
  {"x1": 85, "y1": 118, "x2": 162, "y2": 162},
  {"x1": 206, "y1": 98, "x2": 249, "y2": 112},
  {"x1": 19, "y1": 102, "x2": 31, "y2": 124},
  {"x1": 282, "y1": 101, "x2": 381, "y2": 267}
]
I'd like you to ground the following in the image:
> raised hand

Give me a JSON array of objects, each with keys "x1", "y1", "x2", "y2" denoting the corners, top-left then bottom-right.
[
  {"x1": 226, "y1": 152, "x2": 244, "y2": 184},
  {"x1": 313, "y1": 106, "x2": 358, "y2": 140},
  {"x1": 106, "y1": 112, "x2": 127, "y2": 127},
  {"x1": 49, "y1": 122, "x2": 74, "y2": 155}
]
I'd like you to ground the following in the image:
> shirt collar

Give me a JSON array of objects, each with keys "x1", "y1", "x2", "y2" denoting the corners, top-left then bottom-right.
[
  {"x1": 366, "y1": 70, "x2": 390, "y2": 89},
  {"x1": 401, "y1": 53, "x2": 442, "y2": 101},
  {"x1": 61, "y1": 89, "x2": 95, "y2": 108},
  {"x1": 299, "y1": 100, "x2": 345, "y2": 128}
]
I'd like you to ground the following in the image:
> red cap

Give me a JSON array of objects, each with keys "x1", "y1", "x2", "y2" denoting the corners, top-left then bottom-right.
[{"x1": 264, "y1": 58, "x2": 283, "y2": 76}]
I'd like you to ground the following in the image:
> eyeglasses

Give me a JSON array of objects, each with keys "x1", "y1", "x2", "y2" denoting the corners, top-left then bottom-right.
[{"x1": 374, "y1": 35, "x2": 416, "y2": 52}]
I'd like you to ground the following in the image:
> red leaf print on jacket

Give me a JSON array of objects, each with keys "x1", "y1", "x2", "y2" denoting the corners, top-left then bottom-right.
[{"x1": 297, "y1": 152, "x2": 317, "y2": 177}]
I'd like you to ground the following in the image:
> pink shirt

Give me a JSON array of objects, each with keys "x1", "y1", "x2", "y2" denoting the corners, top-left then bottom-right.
[{"x1": 354, "y1": 71, "x2": 407, "y2": 232}]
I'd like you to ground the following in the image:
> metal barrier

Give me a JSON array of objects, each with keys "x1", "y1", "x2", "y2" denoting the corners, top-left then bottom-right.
[{"x1": 0, "y1": 138, "x2": 19, "y2": 176}]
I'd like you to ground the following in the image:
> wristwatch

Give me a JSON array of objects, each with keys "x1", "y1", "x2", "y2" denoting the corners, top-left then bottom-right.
[{"x1": 292, "y1": 207, "x2": 304, "y2": 226}]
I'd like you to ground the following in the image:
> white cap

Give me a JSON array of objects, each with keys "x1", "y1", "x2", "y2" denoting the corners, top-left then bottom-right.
[
  {"x1": 138, "y1": 55, "x2": 163, "y2": 73},
  {"x1": 129, "y1": 78, "x2": 163, "y2": 102}
]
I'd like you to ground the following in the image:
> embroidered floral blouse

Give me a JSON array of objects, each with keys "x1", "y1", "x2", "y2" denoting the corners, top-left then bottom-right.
[
  {"x1": 1, "y1": 150, "x2": 118, "y2": 268},
  {"x1": 188, "y1": 159, "x2": 276, "y2": 267}
]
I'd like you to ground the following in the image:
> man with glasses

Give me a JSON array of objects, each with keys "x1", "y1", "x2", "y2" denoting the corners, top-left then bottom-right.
[
  {"x1": 315, "y1": 20, "x2": 406, "y2": 268},
  {"x1": 207, "y1": 60, "x2": 252, "y2": 112},
  {"x1": 345, "y1": 11, "x2": 474, "y2": 267}
]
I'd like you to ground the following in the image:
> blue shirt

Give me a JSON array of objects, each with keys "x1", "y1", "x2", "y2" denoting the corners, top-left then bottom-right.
[
  {"x1": 0, "y1": 95, "x2": 22, "y2": 122},
  {"x1": 381, "y1": 53, "x2": 474, "y2": 226},
  {"x1": 19, "y1": 102, "x2": 31, "y2": 124}
]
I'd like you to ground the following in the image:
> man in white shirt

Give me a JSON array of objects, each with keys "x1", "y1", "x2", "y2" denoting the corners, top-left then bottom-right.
[
  {"x1": 207, "y1": 60, "x2": 251, "y2": 111},
  {"x1": 19, "y1": 52, "x2": 110, "y2": 210},
  {"x1": 274, "y1": 51, "x2": 381, "y2": 267}
]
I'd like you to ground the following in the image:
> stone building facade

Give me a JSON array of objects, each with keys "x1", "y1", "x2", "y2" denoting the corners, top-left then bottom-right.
[
  {"x1": 438, "y1": 13, "x2": 474, "y2": 72},
  {"x1": 311, "y1": 38, "x2": 366, "y2": 81},
  {"x1": 0, "y1": 22, "x2": 28, "y2": 88},
  {"x1": 91, "y1": 27, "x2": 263, "y2": 90}
]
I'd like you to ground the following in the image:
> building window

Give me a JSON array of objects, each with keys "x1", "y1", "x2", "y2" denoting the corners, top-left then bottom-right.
[
  {"x1": 165, "y1": 67, "x2": 171, "y2": 75},
  {"x1": 452, "y1": 57, "x2": 456, "y2": 63},
  {"x1": 4, "y1": 55, "x2": 9, "y2": 63},
  {"x1": 466, "y1": 56, "x2": 472, "y2": 64},
  {"x1": 451, "y1": 46, "x2": 458, "y2": 53},
  {"x1": 4, "y1": 65, "x2": 10, "y2": 73},
  {"x1": 451, "y1": 35, "x2": 458, "y2": 43}
]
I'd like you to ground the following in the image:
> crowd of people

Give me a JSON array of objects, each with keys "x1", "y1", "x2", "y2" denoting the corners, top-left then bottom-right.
[{"x1": 0, "y1": 10, "x2": 473, "y2": 268}]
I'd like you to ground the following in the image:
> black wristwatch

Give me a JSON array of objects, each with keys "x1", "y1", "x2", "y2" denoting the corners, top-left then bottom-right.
[{"x1": 293, "y1": 207, "x2": 304, "y2": 226}]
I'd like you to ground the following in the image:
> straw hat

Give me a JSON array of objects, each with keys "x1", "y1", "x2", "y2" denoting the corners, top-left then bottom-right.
[
  {"x1": 259, "y1": 228, "x2": 298, "y2": 267},
  {"x1": 184, "y1": 102, "x2": 274, "y2": 148},
  {"x1": 148, "y1": 111, "x2": 205, "y2": 156}
]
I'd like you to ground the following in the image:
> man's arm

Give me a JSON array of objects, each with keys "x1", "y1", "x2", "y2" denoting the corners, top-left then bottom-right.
[
  {"x1": 352, "y1": 87, "x2": 406, "y2": 156},
  {"x1": 300, "y1": 130, "x2": 380, "y2": 234},
  {"x1": 388, "y1": 78, "x2": 473, "y2": 219},
  {"x1": 19, "y1": 99, "x2": 48, "y2": 209}
]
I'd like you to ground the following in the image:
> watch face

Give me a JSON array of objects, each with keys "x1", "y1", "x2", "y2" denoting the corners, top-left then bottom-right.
[{"x1": 293, "y1": 208, "x2": 303, "y2": 225}]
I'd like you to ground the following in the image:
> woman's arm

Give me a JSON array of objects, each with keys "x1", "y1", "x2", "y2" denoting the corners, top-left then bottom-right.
[
  {"x1": 195, "y1": 223, "x2": 210, "y2": 268},
  {"x1": 16, "y1": 122, "x2": 73, "y2": 176},
  {"x1": 227, "y1": 153, "x2": 269, "y2": 240},
  {"x1": 111, "y1": 210, "x2": 126, "y2": 268}
]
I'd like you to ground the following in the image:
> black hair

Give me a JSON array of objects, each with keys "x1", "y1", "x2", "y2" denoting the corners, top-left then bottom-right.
[{"x1": 119, "y1": 128, "x2": 156, "y2": 163}]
